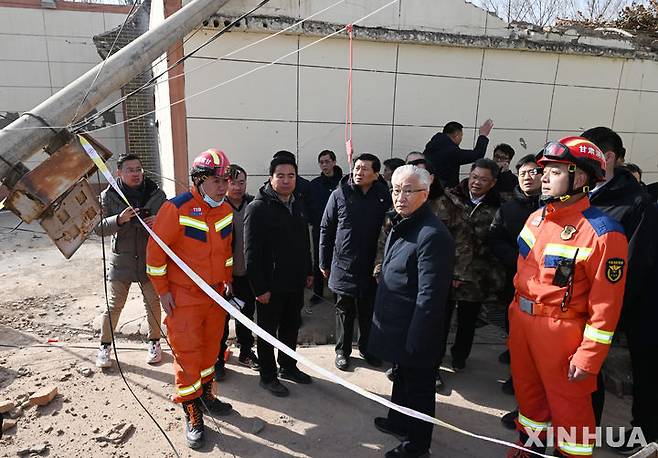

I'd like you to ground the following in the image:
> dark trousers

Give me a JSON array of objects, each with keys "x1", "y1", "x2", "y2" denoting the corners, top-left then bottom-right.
[
  {"x1": 628, "y1": 332, "x2": 658, "y2": 440},
  {"x1": 256, "y1": 290, "x2": 304, "y2": 383},
  {"x1": 312, "y1": 226, "x2": 324, "y2": 298},
  {"x1": 592, "y1": 372, "x2": 605, "y2": 426},
  {"x1": 387, "y1": 365, "x2": 436, "y2": 452},
  {"x1": 439, "y1": 300, "x2": 482, "y2": 364},
  {"x1": 218, "y1": 275, "x2": 256, "y2": 364},
  {"x1": 335, "y1": 294, "x2": 374, "y2": 356}
]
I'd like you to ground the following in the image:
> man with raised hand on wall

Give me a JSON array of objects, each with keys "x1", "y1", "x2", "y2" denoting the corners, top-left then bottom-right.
[
  {"x1": 95, "y1": 153, "x2": 166, "y2": 369},
  {"x1": 245, "y1": 154, "x2": 314, "y2": 398},
  {"x1": 146, "y1": 149, "x2": 235, "y2": 450},
  {"x1": 369, "y1": 164, "x2": 454, "y2": 458}
]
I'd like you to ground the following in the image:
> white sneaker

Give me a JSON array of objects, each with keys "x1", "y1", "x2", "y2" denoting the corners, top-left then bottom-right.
[
  {"x1": 96, "y1": 345, "x2": 112, "y2": 368},
  {"x1": 146, "y1": 341, "x2": 162, "y2": 364}
]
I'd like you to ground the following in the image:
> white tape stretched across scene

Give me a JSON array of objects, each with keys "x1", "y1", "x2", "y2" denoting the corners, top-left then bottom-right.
[{"x1": 80, "y1": 135, "x2": 550, "y2": 458}]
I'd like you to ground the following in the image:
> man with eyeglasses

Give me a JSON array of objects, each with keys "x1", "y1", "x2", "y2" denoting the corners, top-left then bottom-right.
[
  {"x1": 493, "y1": 143, "x2": 519, "y2": 198},
  {"x1": 95, "y1": 153, "x2": 166, "y2": 369},
  {"x1": 320, "y1": 153, "x2": 391, "y2": 371},
  {"x1": 369, "y1": 164, "x2": 454, "y2": 458},
  {"x1": 434, "y1": 158, "x2": 504, "y2": 389}
]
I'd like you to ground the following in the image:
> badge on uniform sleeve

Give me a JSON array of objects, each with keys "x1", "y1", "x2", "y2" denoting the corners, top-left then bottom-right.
[
  {"x1": 605, "y1": 258, "x2": 625, "y2": 283},
  {"x1": 560, "y1": 225, "x2": 577, "y2": 240}
]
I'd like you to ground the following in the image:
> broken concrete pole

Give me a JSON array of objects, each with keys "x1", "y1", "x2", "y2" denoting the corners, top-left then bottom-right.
[{"x1": 29, "y1": 386, "x2": 58, "y2": 406}]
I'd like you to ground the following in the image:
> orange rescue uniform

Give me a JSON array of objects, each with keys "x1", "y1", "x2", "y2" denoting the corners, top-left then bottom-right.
[
  {"x1": 146, "y1": 187, "x2": 233, "y2": 403},
  {"x1": 510, "y1": 196, "x2": 628, "y2": 457}
]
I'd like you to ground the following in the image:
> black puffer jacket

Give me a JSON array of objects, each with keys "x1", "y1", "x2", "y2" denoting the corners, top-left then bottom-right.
[
  {"x1": 319, "y1": 175, "x2": 392, "y2": 297},
  {"x1": 423, "y1": 132, "x2": 489, "y2": 188},
  {"x1": 309, "y1": 166, "x2": 343, "y2": 227},
  {"x1": 488, "y1": 186, "x2": 540, "y2": 271},
  {"x1": 94, "y1": 177, "x2": 166, "y2": 283},
  {"x1": 368, "y1": 204, "x2": 455, "y2": 367},
  {"x1": 589, "y1": 167, "x2": 658, "y2": 324},
  {"x1": 244, "y1": 183, "x2": 312, "y2": 296}
]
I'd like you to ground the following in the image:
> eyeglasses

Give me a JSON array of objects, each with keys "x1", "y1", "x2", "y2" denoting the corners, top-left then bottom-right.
[
  {"x1": 123, "y1": 167, "x2": 143, "y2": 174},
  {"x1": 392, "y1": 188, "x2": 426, "y2": 198}
]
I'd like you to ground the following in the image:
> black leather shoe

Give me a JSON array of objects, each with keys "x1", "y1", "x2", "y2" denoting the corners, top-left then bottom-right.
[
  {"x1": 279, "y1": 368, "x2": 312, "y2": 384},
  {"x1": 374, "y1": 417, "x2": 407, "y2": 440},
  {"x1": 384, "y1": 442, "x2": 429, "y2": 457},
  {"x1": 435, "y1": 373, "x2": 444, "y2": 392},
  {"x1": 501, "y1": 409, "x2": 518, "y2": 430},
  {"x1": 335, "y1": 353, "x2": 349, "y2": 371},
  {"x1": 386, "y1": 366, "x2": 398, "y2": 382},
  {"x1": 259, "y1": 379, "x2": 290, "y2": 397}
]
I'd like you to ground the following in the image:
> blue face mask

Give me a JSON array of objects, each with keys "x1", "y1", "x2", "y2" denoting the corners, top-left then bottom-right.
[{"x1": 202, "y1": 193, "x2": 224, "y2": 208}]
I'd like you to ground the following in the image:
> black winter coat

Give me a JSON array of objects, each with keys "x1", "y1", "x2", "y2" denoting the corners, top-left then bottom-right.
[
  {"x1": 294, "y1": 175, "x2": 314, "y2": 227},
  {"x1": 319, "y1": 175, "x2": 392, "y2": 297},
  {"x1": 423, "y1": 132, "x2": 489, "y2": 188},
  {"x1": 589, "y1": 167, "x2": 658, "y2": 325},
  {"x1": 244, "y1": 183, "x2": 312, "y2": 296},
  {"x1": 488, "y1": 186, "x2": 540, "y2": 271},
  {"x1": 368, "y1": 204, "x2": 455, "y2": 368},
  {"x1": 309, "y1": 166, "x2": 343, "y2": 227}
]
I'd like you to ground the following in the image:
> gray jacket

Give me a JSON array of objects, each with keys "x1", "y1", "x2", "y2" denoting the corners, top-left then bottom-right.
[{"x1": 94, "y1": 177, "x2": 166, "y2": 283}]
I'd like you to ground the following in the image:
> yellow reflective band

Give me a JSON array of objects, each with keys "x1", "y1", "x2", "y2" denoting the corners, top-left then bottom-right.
[
  {"x1": 584, "y1": 324, "x2": 614, "y2": 345},
  {"x1": 215, "y1": 214, "x2": 233, "y2": 232},
  {"x1": 179, "y1": 216, "x2": 209, "y2": 232},
  {"x1": 544, "y1": 244, "x2": 592, "y2": 261},
  {"x1": 518, "y1": 413, "x2": 551, "y2": 431},
  {"x1": 558, "y1": 441, "x2": 594, "y2": 456},
  {"x1": 177, "y1": 379, "x2": 202, "y2": 397},
  {"x1": 208, "y1": 150, "x2": 220, "y2": 165},
  {"x1": 146, "y1": 264, "x2": 167, "y2": 276},
  {"x1": 200, "y1": 365, "x2": 215, "y2": 378},
  {"x1": 519, "y1": 226, "x2": 536, "y2": 249},
  {"x1": 225, "y1": 257, "x2": 233, "y2": 267}
]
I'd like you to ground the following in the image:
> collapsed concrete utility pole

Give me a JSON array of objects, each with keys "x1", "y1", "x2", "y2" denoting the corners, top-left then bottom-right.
[{"x1": 0, "y1": 0, "x2": 230, "y2": 181}]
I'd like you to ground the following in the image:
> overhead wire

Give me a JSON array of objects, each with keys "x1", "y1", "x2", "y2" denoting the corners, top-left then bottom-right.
[{"x1": 73, "y1": 0, "x2": 347, "y2": 132}]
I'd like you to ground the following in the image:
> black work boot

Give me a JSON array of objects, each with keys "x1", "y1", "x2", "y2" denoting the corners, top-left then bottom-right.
[
  {"x1": 182, "y1": 398, "x2": 204, "y2": 449},
  {"x1": 199, "y1": 381, "x2": 233, "y2": 416}
]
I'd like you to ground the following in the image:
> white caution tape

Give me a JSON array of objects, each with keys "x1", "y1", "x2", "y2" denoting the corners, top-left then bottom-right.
[{"x1": 81, "y1": 135, "x2": 551, "y2": 458}]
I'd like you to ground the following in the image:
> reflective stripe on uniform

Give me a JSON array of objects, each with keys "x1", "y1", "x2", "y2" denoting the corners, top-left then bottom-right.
[
  {"x1": 518, "y1": 412, "x2": 551, "y2": 431},
  {"x1": 200, "y1": 365, "x2": 215, "y2": 379},
  {"x1": 179, "y1": 216, "x2": 209, "y2": 232},
  {"x1": 544, "y1": 244, "x2": 592, "y2": 261},
  {"x1": 225, "y1": 257, "x2": 233, "y2": 267},
  {"x1": 583, "y1": 324, "x2": 614, "y2": 345},
  {"x1": 518, "y1": 226, "x2": 536, "y2": 258},
  {"x1": 214, "y1": 214, "x2": 233, "y2": 232},
  {"x1": 146, "y1": 264, "x2": 167, "y2": 276},
  {"x1": 208, "y1": 150, "x2": 220, "y2": 165},
  {"x1": 177, "y1": 379, "x2": 202, "y2": 397},
  {"x1": 558, "y1": 441, "x2": 594, "y2": 456}
]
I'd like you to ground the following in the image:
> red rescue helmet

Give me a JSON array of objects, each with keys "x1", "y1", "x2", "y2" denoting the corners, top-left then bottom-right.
[
  {"x1": 190, "y1": 149, "x2": 231, "y2": 181},
  {"x1": 537, "y1": 137, "x2": 606, "y2": 183}
]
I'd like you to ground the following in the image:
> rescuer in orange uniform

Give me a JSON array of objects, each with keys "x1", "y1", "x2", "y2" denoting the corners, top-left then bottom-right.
[
  {"x1": 146, "y1": 149, "x2": 236, "y2": 449},
  {"x1": 507, "y1": 137, "x2": 628, "y2": 458}
]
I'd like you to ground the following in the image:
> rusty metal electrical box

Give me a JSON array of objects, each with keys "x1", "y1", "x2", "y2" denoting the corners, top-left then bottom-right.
[{"x1": 4, "y1": 134, "x2": 113, "y2": 258}]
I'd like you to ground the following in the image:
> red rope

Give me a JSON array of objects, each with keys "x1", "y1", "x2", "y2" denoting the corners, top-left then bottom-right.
[{"x1": 345, "y1": 23, "x2": 354, "y2": 169}]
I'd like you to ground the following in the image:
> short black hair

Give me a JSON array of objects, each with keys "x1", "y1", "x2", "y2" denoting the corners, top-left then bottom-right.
[
  {"x1": 318, "y1": 150, "x2": 336, "y2": 162},
  {"x1": 623, "y1": 162, "x2": 642, "y2": 179},
  {"x1": 269, "y1": 157, "x2": 298, "y2": 176},
  {"x1": 471, "y1": 158, "x2": 499, "y2": 179},
  {"x1": 581, "y1": 127, "x2": 626, "y2": 160},
  {"x1": 383, "y1": 158, "x2": 406, "y2": 172},
  {"x1": 515, "y1": 154, "x2": 539, "y2": 172},
  {"x1": 443, "y1": 121, "x2": 463, "y2": 135},
  {"x1": 407, "y1": 158, "x2": 435, "y2": 175},
  {"x1": 353, "y1": 153, "x2": 381, "y2": 173},
  {"x1": 494, "y1": 143, "x2": 515, "y2": 160},
  {"x1": 229, "y1": 164, "x2": 247, "y2": 178},
  {"x1": 273, "y1": 150, "x2": 297, "y2": 162},
  {"x1": 117, "y1": 153, "x2": 141, "y2": 169}
]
